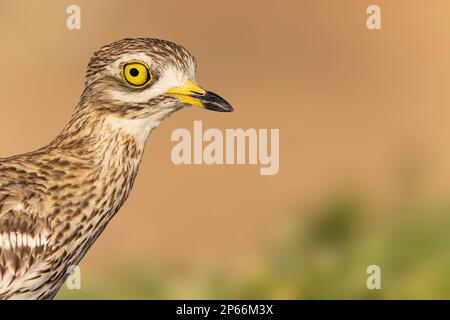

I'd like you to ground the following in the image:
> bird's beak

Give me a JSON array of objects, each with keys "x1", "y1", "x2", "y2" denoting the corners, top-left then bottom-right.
[{"x1": 166, "y1": 81, "x2": 233, "y2": 112}]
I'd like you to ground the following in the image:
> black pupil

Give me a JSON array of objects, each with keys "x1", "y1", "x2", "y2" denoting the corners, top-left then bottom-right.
[{"x1": 130, "y1": 68, "x2": 139, "y2": 77}]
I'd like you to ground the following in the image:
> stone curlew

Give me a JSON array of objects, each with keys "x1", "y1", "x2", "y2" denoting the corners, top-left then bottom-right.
[{"x1": 0, "y1": 38, "x2": 233, "y2": 299}]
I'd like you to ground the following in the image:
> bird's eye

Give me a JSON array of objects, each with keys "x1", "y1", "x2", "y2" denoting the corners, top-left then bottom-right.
[{"x1": 122, "y1": 61, "x2": 152, "y2": 88}]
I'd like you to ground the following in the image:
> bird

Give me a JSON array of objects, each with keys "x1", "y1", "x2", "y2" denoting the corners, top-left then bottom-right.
[{"x1": 0, "y1": 38, "x2": 233, "y2": 300}]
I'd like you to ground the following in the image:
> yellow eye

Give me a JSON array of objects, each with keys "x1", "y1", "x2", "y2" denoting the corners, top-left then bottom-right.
[{"x1": 122, "y1": 61, "x2": 152, "y2": 87}]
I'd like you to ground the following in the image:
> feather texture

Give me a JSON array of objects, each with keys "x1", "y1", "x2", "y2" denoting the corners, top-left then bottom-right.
[{"x1": 0, "y1": 38, "x2": 196, "y2": 299}]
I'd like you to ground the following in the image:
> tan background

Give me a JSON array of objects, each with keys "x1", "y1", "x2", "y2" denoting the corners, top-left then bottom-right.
[{"x1": 1, "y1": 0, "x2": 450, "y2": 298}]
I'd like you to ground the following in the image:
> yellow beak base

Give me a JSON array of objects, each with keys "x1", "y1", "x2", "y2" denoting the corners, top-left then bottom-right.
[
  {"x1": 166, "y1": 81, "x2": 206, "y2": 108},
  {"x1": 166, "y1": 81, "x2": 233, "y2": 112}
]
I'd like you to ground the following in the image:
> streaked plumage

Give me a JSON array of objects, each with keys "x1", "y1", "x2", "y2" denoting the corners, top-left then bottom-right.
[{"x1": 0, "y1": 38, "x2": 232, "y2": 299}]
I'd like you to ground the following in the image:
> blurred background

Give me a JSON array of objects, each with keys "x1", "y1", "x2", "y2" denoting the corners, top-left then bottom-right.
[{"x1": 1, "y1": 0, "x2": 450, "y2": 299}]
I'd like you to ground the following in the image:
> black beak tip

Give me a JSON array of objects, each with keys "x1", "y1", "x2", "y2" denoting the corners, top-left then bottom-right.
[
  {"x1": 204, "y1": 102, "x2": 234, "y2": 112},
  {"x1": 201, "y1": 91, "x2": 234, "y2": 113}
]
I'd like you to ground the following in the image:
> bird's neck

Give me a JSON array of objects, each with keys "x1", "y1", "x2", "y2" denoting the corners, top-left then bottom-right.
[
  {"x1": 49, "y1": 106, "x2": 171, "y2": 229},
  {"x1": 53, "y1": 107, "x2": 170, "y2": 167},
  {"x1": 38, "y1": 106, "x2": 174, "y2": 279}
]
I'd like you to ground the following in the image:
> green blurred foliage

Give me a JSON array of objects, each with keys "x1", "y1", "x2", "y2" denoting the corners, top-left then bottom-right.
[{"x1": 57, "y1": 194, "x2": 450, "y2": 300}]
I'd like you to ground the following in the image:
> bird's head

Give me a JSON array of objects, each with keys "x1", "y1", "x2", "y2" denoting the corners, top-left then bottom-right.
[{"x1": 81, "y1": 38, "x2": 233, "y2": 121}]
